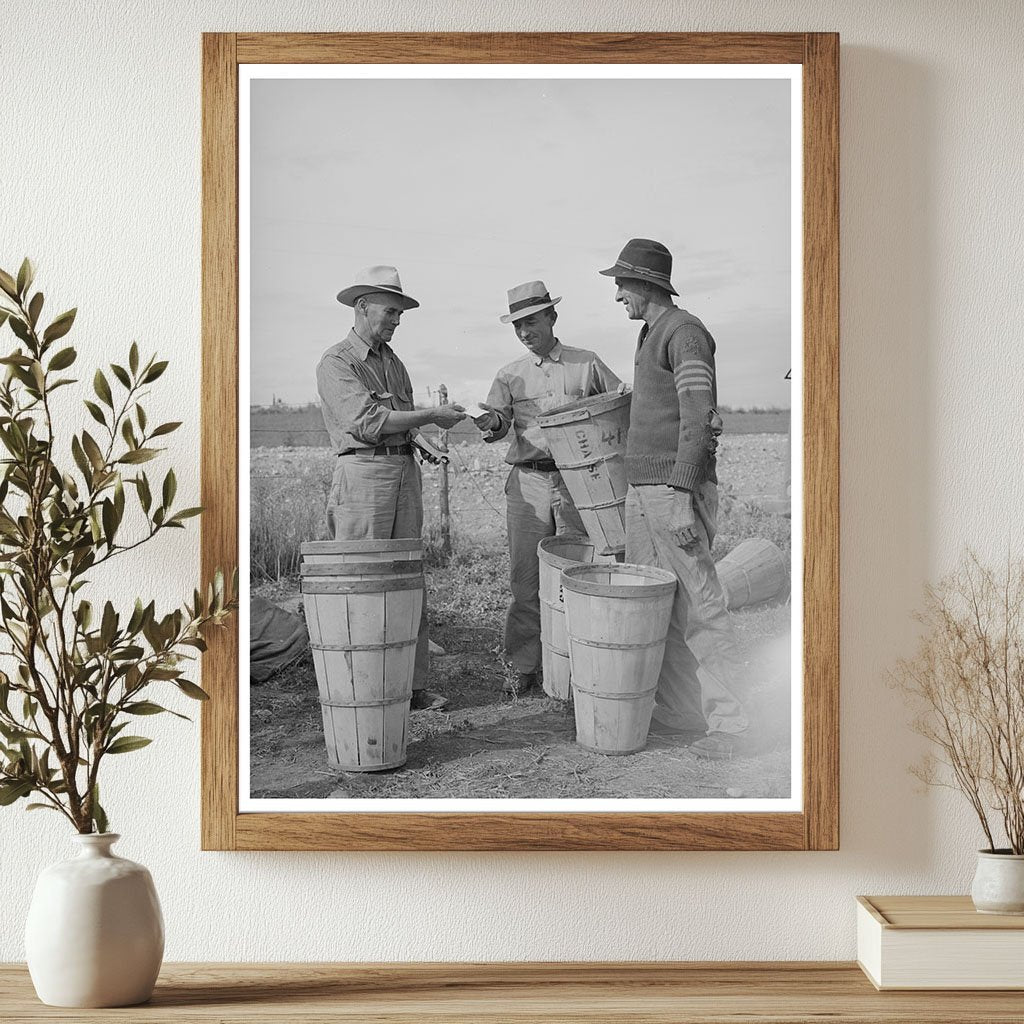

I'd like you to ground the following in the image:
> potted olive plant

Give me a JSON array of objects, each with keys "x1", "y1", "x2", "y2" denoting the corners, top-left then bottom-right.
[
  {"x1": 895, "y1": 551, "x2": 1024, "y2": 914},
  {"x1": 0, "y1": 260, "x2": 235, "y2": 1006}
]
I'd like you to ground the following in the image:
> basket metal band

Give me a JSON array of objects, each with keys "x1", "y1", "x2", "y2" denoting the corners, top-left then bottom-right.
[
  {"x1": 556, "y1": 453, "x2": 623, "y2": 472},
  {"x1": 320, "y1": 694, "x2": 412, "y2": 709},
  {"x1": 576, "y1": 497, "x2": 627, "y2": 512},
  {"x1": 570, "y1": 684, "x2": 658, "y2": 700},
  {"x1": 301, "y1": 577, "x2": 424, "y2": 594},
  {"x1": 569, "y1": 637, "x2": 666, "y2": 651},
  {"x1": 310, "y1": 638, "x2": 418, "y2": 652},
  {"x1": 300, "y1": 559, "x2": 423, "y2": 576}
]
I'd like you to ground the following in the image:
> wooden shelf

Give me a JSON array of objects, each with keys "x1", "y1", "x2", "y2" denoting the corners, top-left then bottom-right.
[{"x1": 4, "y1": 962, "x2": 1024, "y2": 1021}]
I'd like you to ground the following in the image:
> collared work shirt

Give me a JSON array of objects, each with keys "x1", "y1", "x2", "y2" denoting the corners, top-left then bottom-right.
[
  {"x1": 316, "y1": 329, "x2": 415, "y2": 454},
  {"x1": 484, "y1": 340, "x2": 621, "y2": 464}
]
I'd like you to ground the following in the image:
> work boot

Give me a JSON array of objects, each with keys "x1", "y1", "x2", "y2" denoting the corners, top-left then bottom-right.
[
  {"x1": 503, "y1": 670, "x2": 540, "y2": 696},
  {"x1": 410, "y1": 689, "x2": 448, "y2": 712},
  {"x1": 690, "y1": 731, "x2": 750, "y2": 760}
]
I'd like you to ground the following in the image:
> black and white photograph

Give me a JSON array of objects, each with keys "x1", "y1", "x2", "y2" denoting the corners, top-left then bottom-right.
[{"x1": 240, "y1": 65, "x2": 802, "y2": 811}]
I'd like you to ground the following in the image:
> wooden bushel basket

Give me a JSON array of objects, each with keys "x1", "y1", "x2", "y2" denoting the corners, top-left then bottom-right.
[
  {"x1": 537, "y1": 535, "x2": 619, "y2": 700},
  {"x1": 537, "y1": 392, "x2": 631, "y2": 556},
  {"x1": 716, "y1": 537, "x2": 790, "y2": 610},
  {"x1": 300, "y1": 539, "x2": 424, "y2": 772},
  {"x1": 561, "y1": 563, "x2": 677, "y2": 756}
]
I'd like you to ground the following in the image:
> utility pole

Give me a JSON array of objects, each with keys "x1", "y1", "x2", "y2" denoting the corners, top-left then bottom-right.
[{"x1": 437, "y1": 383, "x2": 452, "y2": 559}]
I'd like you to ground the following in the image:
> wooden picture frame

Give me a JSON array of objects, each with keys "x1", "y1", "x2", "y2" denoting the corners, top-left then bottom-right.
[{"x1": 201, "y1": 32, "x2": 838, "y2": 851}]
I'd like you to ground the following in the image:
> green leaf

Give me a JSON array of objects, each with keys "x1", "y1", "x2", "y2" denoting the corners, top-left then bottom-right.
[
  {"x1": 16, "y1": 258, "x2": 34, "y2": 298},
  {"x1": 129, "y1": 342, "x2": 139, "y2": 375},
  {"x1": 47, "y1": 346, "x2": 77, "y2": 371},
  {"x1": 0, "y1": 269, "x2": 18, "y2": 300},
  {"x1": 118, "y1": 448, "x2": 157, "y2": 465},
  {"x1": 91, "y1": 785, "x2": 108, "y2": 834},
  {"x1": 8, "y1": 317, "x2": 31, "y2": 344},
  {"x1": 168, "y1": 507, "x2": 203, "y2": 524},
  {"x1": 101, "y1": 498, "x2": 116, "y2": 546},
  {"x1": 105, "y1": 735, "x2": 152, "y2": 755},
  {"x1": 136, "y1": 473, "x2": 152, "y2": 513},
  {"x1": 142, "y1": 360, "x2": 168, "y2": 383},
  {"x1": 175, "y1": 679, "x2": 210, "y2": 701},
  {"x1": 42, "y1": 308, "x2": 77, "y2": 343},
  {"x1": 27, "y1": 292, "x2": 43, "y2": 328},
  {"x1": 76, "y1": 599, "x2": 92, "y2": 631},
  {"x1": 71, "y1": 435, "x2": 92, "y2": 482},
  {"x1": 81, "y1": 431, "x2": 105, "y2": 471},
  {"x1": 0, "y1": 779, "x2": 33, "y2": 805},
  {"x1": 83, "y1": 400, "x2": 107, "y2": 427},
  {"x1": 100, "y1": 602, "x2": 117, "y2": 647},
  {"x1": 136, "y1": 404, "x2": 147, "y2": 432},
  {"x1": 162, "y1": 468, "x2": 176, "y2": 508},
  {"x1": 124, "y1": 700, "x2": 171, "y2": 716},
  {"x1": 110, "y1": 363, "x2": 131, "y2": 389},
  {"x1": 93, "y1": 369, "x2": 113, "y2": 409},
  {"x1": 150, "y1": 421, "x2": 181, "y2": 438},
  {"x1": 0, "y1": 310, "x2": 9, "y2": 331},
  {"x1": 121, "y1": 418, "x2": 137, "y2": 449}
]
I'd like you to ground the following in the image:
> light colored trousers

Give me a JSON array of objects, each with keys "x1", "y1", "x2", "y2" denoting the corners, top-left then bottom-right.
[
  {"x1": 625, "y1": 482, "x2": 748, "y2": 735},
  {"x1": 326, "y1": 452, "x2": 429, "y2": 689},
  {"x1": 505, "y1": 465, "x2": 585, "y2": 674}
]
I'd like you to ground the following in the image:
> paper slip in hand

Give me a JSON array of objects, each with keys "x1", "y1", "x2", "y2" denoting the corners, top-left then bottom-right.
[{"x1": 465, "y1": 403, "x2": 490, "y2": 419}]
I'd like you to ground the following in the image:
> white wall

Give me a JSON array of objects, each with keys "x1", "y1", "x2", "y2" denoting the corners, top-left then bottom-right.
[{"x1": 2, "y1": 0, "x2": 1022, "y2": 961}]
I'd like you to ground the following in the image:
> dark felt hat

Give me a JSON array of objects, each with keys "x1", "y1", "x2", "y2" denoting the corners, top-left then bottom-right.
[{"x1": 598, "y1": 238, "x2": 678, "y2": 296}]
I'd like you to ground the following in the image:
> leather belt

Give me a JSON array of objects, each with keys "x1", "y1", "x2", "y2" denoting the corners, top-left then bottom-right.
[
  {"x1": 343, "y1": 444, "x2": 414, "y2": 457},
  {"x1": 516, "y1": 460, "x2": 559, "y2": 472}
]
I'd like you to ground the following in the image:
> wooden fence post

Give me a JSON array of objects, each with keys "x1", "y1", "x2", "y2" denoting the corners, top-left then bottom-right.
[{"x1": 437, "y1": 383, "x2": 452, "y2": 558}]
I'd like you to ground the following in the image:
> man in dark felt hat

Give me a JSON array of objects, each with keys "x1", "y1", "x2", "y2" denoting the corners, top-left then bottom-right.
[
  {"x1": 473, "y1": 281, "x2": 621, "y2": 695},
  {"x1": 316, "y1": 265, "x2": 466, "y2": 710},
  {"x1": 599, "y1": 239, "x2": 749, "y2": 759}
]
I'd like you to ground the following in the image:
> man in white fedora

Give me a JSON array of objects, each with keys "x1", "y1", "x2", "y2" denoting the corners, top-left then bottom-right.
[
  {"x1": 474, "y1": 281, "x2": 620, "y2": 695},
  {"x1": 317, "y1": 265, "x2": 465, "y2": 710},
  {"x1": 599, "y1": 238, "x2": 748, "y2": 758}
]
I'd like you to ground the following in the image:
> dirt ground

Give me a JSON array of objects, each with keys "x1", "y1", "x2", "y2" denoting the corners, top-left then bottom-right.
[
  {"x1": 249, "y1": 433, "x2": 793, "y2": 802},
  {"x1": 249, "y1": 563, "x2": 792, "y2": 802}
]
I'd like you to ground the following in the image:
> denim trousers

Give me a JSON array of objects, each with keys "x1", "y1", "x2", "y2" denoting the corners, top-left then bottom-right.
[
  {"x1": 504, "y1": 465, "x2": 585, "y2": 674},
  {"x1": 625, "y1": 482, "x2": 747, "y2": 735},
  {"x1": 327, "y1": 452, "x2": 429, "y2": 688}
]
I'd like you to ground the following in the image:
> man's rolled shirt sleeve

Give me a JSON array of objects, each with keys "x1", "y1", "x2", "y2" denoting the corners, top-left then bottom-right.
[
  {"x1": 482, "y1": 372, "x2": 513, "y2": 443},
  {"x1": 316, "y1": 354, "x2": 392, "y2": 448},
  {"x1": 666, "y1": 326, "x2": 715, "y2": 491}
]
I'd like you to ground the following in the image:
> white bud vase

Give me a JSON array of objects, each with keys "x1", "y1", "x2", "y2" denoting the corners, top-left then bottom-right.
[
  {"x1": 25, "y1": 833, "x2": 164, "y2": 1007},
  {"x1": 971, "y1": 849, "x2": 1024, "y2": 915}
]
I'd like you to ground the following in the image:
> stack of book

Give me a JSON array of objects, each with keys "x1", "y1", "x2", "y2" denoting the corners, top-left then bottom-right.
[{"x1": 857, "y1": 895, "x2": 1024, "y2": 990}]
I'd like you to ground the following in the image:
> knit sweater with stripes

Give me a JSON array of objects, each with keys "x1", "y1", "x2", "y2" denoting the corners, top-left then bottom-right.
[{"x1": 625, "y1": 307, "x2": 719, "y2": 491}]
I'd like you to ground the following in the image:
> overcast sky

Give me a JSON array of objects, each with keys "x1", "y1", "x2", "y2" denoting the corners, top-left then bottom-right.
[{"x1": 248, "y1": 74, "x2": 793, "y2": 410}]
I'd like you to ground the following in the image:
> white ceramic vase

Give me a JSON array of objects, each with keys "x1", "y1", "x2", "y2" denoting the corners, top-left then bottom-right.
[
  {"x1": 971, "y1": 849, "x2": 1024, "y2": 915},
  {"x1": 24, "y1": 833, "x2": 164, "y2": 1007}
]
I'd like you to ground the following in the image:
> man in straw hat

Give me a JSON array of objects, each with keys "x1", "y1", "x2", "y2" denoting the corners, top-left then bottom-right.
[
  {"x1": 473, "y1": 281, "x2": 621, "y2": 695},
  {"x1": 316, "y1": 265, "x2": 466, "y2": 711},
  {"x1": 599, "y1": 239, "x2": 749, "y2": 759}
]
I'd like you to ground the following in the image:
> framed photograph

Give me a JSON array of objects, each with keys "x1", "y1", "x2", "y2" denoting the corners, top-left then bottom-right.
[{"x1": 201, "y1": 32, "x2": 838, "y2": 851}]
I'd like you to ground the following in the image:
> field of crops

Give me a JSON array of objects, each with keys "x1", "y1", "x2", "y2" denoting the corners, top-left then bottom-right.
[
  {"x1": 248, "y1": 431, "x2": 793, "y2": 802},
  {"x1": 249, "y1": 433, "x2": 791, "y2": 581}
]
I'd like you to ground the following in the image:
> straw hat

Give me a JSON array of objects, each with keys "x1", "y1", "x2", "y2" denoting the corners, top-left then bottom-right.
[
  {"x1": 498, "y1": 280, "x2": 562, "y2": 324},
  {"x1": 336, "y1": 265, "x2": 420, "y2": 309}
]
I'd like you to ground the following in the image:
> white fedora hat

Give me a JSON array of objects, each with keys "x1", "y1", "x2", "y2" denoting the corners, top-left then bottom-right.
[
  {"x1": 336, "y1": 265, "x2": 420, "y2": 309},
  {"x1": 498, "y1": 280, "x2": 561, "y2": 324}
]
